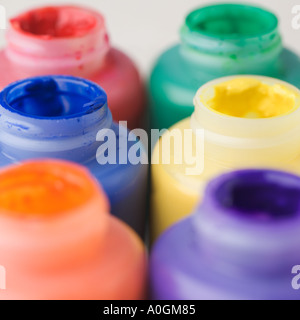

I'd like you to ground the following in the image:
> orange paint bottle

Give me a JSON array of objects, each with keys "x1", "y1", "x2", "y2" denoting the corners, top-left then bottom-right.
[{"x1": 0, "y1": 160, "x2": 147, "y2": 300}]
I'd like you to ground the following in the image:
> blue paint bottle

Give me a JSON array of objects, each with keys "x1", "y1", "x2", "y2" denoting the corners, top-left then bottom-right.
[{"x1": 0, "y1": 75, "x2": 148, "y2": 237}]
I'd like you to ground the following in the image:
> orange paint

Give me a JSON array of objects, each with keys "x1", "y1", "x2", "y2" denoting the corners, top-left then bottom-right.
[
  {"x1": 0, "y1": 160, "x2": 146, "y2": 300},
  {"x1": 0, "y1": 161, "x2": 102, "y2": 217}
]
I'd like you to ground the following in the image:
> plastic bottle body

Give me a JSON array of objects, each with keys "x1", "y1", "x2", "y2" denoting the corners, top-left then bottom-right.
[
  {"x1": 0, "y1": 6, "x2": 145, "y2": 129},
  {"x1": 0, "y1": 160, "x2": 146, "y2": 300},
  {"x1": 149, "y1": 4, "x2": 300, "y2": 130},
  {"x1": 0, "y1": 75, "x2": 148, "y2": 237},
  {"x1": 151, "y1": 169, "x2": 300, "y2": 300},
  {"x1": 151, "y1": 76, "x2": 300, "y2": 240}
]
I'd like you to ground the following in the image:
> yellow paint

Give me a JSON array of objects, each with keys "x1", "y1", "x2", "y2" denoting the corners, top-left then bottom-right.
[{"x1": 204, "y1": 78, "x2": 298, "y2": 118}]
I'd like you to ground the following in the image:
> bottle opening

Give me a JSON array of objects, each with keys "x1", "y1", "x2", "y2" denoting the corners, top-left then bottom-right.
[
  {"x1": 0, "y1": 160, "x2": 99, "y2": 217},
  {"x1": 3, "y1": 76, "x2": 107, "y2": 119},
  {"x1": 186, "y1": 4, "x2": 278, "y2": 39},
  {"x1": 215, "y1": 170, "x2": 300, "y2": 220},
  {"x1": 10, "y1": 6, "x2": 98, "y2": 38},
  {"x1": 198, "y1": 77, "x2": 300, "y2": 119}
]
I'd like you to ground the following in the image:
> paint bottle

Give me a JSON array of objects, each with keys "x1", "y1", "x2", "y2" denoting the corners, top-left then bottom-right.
[
  {"x1": 151, "y1": 169, "x2": 300, "y2": 300},
  {"x1": 149, "y1": 3, "x2": 300, "y2": 130},
  {"x1": 0, "y1": 75, "x2": 148, "y2": 237},
  {"x1": 151, "y1": 75, "x2": 300, "y2": 240},
  {"x1": 0, "y1": 160, "x2": 146, "y2": 300},
  {"x1": 0, "y1": 5, "x2": 145, "y2": 129}
]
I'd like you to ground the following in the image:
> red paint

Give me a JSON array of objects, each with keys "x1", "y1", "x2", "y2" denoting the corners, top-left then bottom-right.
[
  {"x1": 0, "y1": 6, "x2": 145, "y2": 129},
  {"x1": 10, "y1": 7, "x2": 97, "y2": 38}
]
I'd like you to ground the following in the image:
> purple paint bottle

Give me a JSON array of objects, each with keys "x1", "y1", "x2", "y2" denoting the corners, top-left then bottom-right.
[{"x1": 151, "y1": 169, "x2": 300, "y2": 300}]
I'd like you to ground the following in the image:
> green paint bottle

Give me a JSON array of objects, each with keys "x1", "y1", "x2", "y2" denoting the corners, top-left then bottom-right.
[{"x1": 149, "y1": 3, "x2": 300, "y2": 130}]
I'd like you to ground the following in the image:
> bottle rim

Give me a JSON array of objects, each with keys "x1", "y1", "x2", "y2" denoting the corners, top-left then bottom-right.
[
  {"x1": 180, "y1": 4, "x2": 281, "y2": 59},
  {"x1": 0, "y1": 159, "x2": 108, "y2": 218},
  {"x1": 9, "y1": 5, "x2": 105, "y2": 40},
  {"x1": 203, "y1": 169, "x2": 300, "y2": 222},
  {"x1": 184, "y1": 3, "x2": 278, "y2": 41},
  {"x1": 191, "y1": 169, "x2": 300, "y2": 271},
  {"x1": 192, "y1": 75, "x2": 300, "y2": 139},
  {"x1": 0, "y1": 75, "x2": 108, "y2": 120}
]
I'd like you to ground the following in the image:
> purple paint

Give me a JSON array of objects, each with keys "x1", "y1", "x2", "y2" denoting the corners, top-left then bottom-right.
[{"x1": 151, "y1": 169, "x2": 300, "y2": 300}]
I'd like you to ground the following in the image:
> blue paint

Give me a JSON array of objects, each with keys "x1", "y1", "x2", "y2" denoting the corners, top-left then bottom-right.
[
  {"x1": 0, "y1": 75, "x2": 148, "y2": 237},
  {"x1": 3, "y1": 77, "x2": 107, "y2": 119}
]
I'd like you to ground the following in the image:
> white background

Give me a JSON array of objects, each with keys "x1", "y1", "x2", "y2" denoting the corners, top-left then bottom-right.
[{"x1": 0, "y1": 0, "x2": 300, "y2": 76}]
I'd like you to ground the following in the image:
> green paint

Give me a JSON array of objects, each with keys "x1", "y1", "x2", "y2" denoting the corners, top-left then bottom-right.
[
  {"x1": 149, "y1": 4, "x2": 300, "y2": 131},
  {"x1": 186, "y1": 4, "x2": 278, "y2": 38}
]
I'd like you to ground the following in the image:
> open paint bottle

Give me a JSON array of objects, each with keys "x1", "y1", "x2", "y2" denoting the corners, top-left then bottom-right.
[
  {"x1": 0, "y1": 160, "x2": 146, "y2": 300},
  {"x1": 151, "y1": 75, "x2": 300, "y2": 240},
  {"x1": 151, "y1": 169, "x2": 300, "y2": 300}
]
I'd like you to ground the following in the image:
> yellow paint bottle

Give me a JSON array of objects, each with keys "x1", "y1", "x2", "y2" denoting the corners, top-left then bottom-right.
[{"x1": 151, "y1": 75, "x2": 300, "y2": 241}]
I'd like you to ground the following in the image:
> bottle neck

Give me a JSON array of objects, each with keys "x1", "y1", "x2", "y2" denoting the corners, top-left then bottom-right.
[
  {"x1": 0, "y1": 160, "x2": 110, "y2": 271},
  {"x1": 193, "y1": 169, "x2": 300, "y2": 275},
  {"x1": 0, "y1": 191, "x2": 109, "y2": 271},
  {"x1": 191, "y1": 76, "x2": 300, "y2": 169},
  {"x1": 180, "y1": 4, "x2": 282, "y2": 77},
  {"x1": 5, "y1": 6, "x2": 110, "y2": 78},
  {"x1": 0, "y1": 76, "x2": 113, "y2": 163}
]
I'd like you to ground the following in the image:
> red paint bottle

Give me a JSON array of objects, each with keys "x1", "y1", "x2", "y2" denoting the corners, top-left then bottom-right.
[{"x1": 0, "y1": 5, "x2": 145, "y2": 129}]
